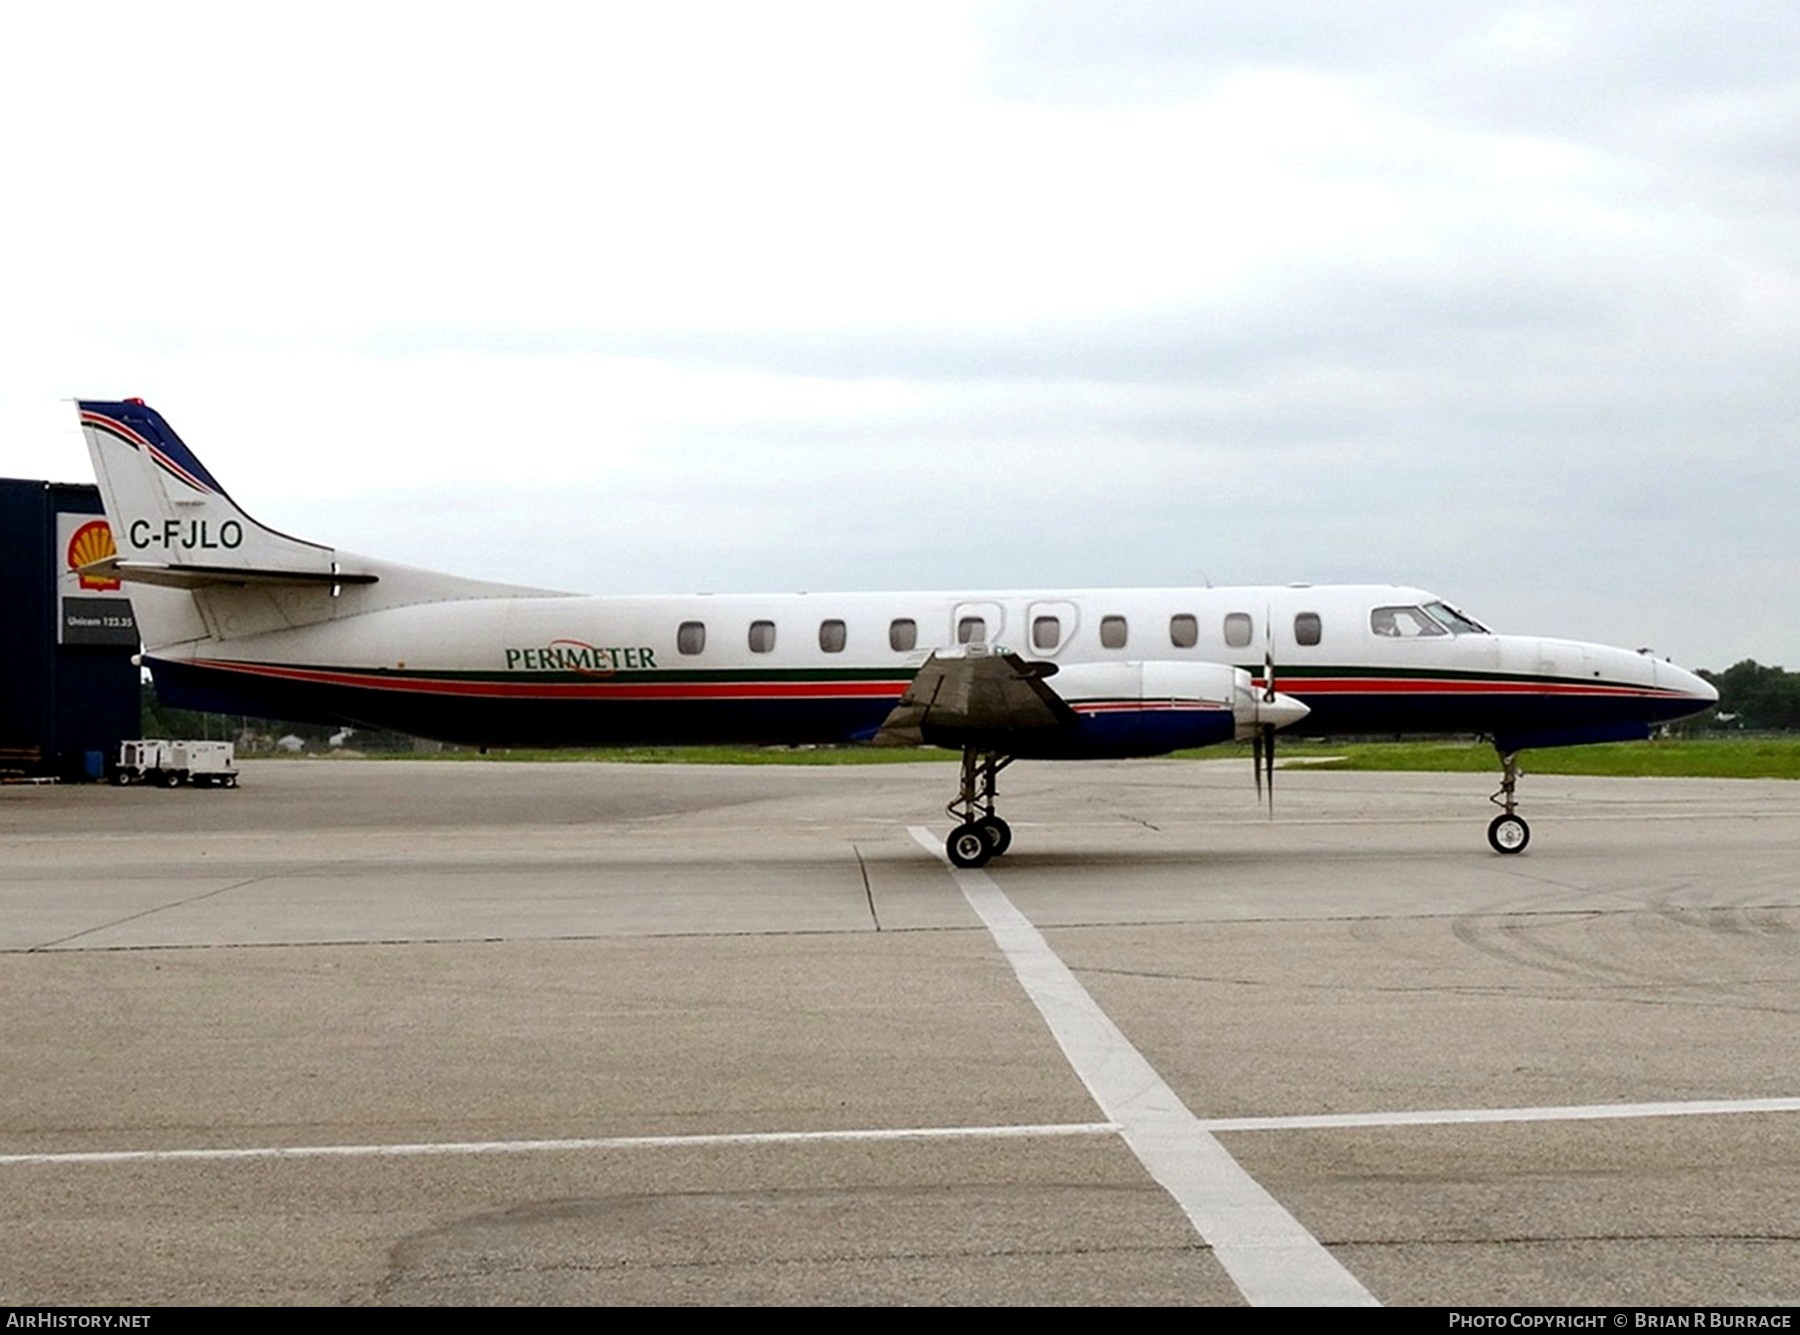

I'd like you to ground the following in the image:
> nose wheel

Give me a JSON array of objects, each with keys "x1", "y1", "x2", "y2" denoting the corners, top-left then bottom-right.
[
  {"x1": 1487, "y1": 749, "x2": 1530, "y2": 854},
  {"x1": 944, "y1": 751, "x2": 1013, "y2": 869},
  {"x1": 1487, "y1": 812, "x2": 1530, "y2": 854}
]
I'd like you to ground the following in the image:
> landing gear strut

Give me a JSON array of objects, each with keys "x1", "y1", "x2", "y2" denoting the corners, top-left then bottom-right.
[
  {"x1": 1487, "y1": 749, "x2": 1530, "y2": 854},
  {"x1": 945, "y1": 749, "x2": 1013, "y2": 869}
]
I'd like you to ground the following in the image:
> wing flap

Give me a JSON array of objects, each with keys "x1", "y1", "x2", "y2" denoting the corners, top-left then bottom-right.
[{"x1": 874, "y1": 647, "x2": 1073, "y2": 747}]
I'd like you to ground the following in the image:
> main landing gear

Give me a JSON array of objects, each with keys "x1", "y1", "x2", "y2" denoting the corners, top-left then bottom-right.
[
  {"x1": 1487, "y1": 749, "x2": 1530, "y2": 854},
  {"x1": 945, "y1": 749, "x2": 1014, "y2": 869}
]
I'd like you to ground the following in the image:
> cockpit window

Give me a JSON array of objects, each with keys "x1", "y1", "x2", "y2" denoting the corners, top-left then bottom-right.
[
  {"x1": 1424, "y1": 600, "x2": 1489, "y2": 634},
  {"x1": 1371, "y1": 605, "x2": 1448, "y2": 638}
]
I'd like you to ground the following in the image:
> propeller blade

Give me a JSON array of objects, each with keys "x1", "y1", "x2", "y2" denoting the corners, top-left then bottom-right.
[
  {"x1": 1263, "y1": 723, "x2": 1276, "y2": 815},
  {"x1": 1262, "y1": 603, "x2": 1276, "y2": 703},
  {"x1": 1260, "y1": 604, "x2": 1276, "y2": 811},
  {"x1": 1252, "y1": 728, "x2": 1265, "y2": 802}
]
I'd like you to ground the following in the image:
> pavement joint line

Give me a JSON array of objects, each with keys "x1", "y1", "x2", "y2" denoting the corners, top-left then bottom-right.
[
  {"x1": 27, "y1": 863, "x2": 338, "y2": 952},
  {"x1": 0, "y1": 1121, "x2": 1122, "y2": 1167},
  {"x1": 908, "y1": 826, "x2": 1379, "y2": 1309}
]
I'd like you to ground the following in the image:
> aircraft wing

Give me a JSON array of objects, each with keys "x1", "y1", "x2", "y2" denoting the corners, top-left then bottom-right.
[{"x1": 874, "y1": 647, "x2": 1074, "y2": 747}]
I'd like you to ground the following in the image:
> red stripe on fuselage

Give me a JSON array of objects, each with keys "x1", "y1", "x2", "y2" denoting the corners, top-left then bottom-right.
[
  {"x1": 187, "y1": 659, "x2": 910, "y2": 701},
  {"x1": 1256, "y1": 676, "x2": 1684, "y2": 700},
  {"x1": 1069, "y1": 700, "x2": 1229, "y2": 714},
  {"x1": 177, "y1": 660, "x2": 1694, "y2": 708}
]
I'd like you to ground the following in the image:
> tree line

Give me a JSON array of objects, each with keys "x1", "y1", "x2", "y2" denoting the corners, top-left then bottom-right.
[
  {"x1": 138, "y1": 684, "x2": 419, "y2": 752},
  {"x1": 1696, "y1": 661, "x2": 1800, "y2": 731}
]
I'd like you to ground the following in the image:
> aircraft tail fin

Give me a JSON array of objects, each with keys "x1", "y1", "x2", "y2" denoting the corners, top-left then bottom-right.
[
  {"x1": 77, "y1": 399, "x2": 559, "y2": 650},
  {"x1": 77, "y1": 398, "x2": 349, "y2": 586}
]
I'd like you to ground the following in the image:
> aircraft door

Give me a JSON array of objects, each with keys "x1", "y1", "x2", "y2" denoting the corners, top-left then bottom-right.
[{"x1": 1025, "y1": 600, "x2": 1079, "y2": 658}]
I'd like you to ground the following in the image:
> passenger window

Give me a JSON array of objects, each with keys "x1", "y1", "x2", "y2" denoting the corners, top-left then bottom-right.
[
  {"x1": 1100, "y1": 615, "x2": 1128, "y2": 649},
  {"x1": 748, "y1": 620, "x2": 776, "y2": 653},
  {"x1": 1223, "y1": 612, "x2": 1253, "y2": 648},
  {"x1": 819, "y1": 619, "x2": 847, "y2": 653},
  {"x1": 677, "y1": 621, "x2": 706, "y2": 655},
  {"x1": 957, "y1": 616, "x2": 987, "y2": 644},
  {"x1": 1032, "y1": 616, "x2": 1061, "y2": 651},
  {"x1": 889, "y1": 618, "x2": 917, "y2": 652},
  {"x1": 1169, "y1": 614, "x2": 1198, "y2": 649},
  {"x1": 1295, "y1": 612, "x2": 1322, "y2": 647}
]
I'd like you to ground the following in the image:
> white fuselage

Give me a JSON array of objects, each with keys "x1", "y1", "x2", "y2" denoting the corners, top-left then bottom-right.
[{"x1": 139, "y1": 580, "x2": 1714, "y2": 753}]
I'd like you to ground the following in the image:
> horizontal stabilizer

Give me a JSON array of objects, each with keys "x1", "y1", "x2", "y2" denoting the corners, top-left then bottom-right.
[{"x1": 79, "y1": 557, "x2": 378, "y2": 591}]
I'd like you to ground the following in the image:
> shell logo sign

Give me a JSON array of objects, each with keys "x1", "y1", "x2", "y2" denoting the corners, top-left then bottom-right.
[{"x1": 66, "y1": 519, "x2": 122, "y2": 592}]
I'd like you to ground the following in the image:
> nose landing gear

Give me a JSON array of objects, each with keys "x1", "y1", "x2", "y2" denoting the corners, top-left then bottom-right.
[
  {"x1": 1487, "y1": 749, "x2": 1531, "y2": 854},
  {"x1": 945, "y1": 749, "x2": 1014, "y2": 869}
]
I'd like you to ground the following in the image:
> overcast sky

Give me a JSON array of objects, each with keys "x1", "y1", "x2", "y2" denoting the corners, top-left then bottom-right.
[{"x1": 4, "y1": 1, "x2": 1795, "y2": 670}]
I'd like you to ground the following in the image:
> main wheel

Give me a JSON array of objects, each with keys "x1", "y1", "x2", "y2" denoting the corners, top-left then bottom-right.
[
  {"x1": 946, "y1": 822, "x2": 994, "y2": 869},
  {"x1": 1487, "y1": 813, "x2": 1530, "y2": 854},
  {"x1": 159, "y1": 769, "x2": 182, "y2": 788},
  {"x1": 977, "y1": 816, "x2": 1012, "y2": 857}
]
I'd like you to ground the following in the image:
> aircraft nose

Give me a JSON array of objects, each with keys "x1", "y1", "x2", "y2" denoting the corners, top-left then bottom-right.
[{"x1": 1657, "y1": 660, "x2": 1718, "y2": 708}]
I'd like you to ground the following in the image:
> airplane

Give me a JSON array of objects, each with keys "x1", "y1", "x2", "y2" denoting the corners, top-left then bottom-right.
[{"x1": 76, "y1": 397, "x2": 1718, "y2": 868}]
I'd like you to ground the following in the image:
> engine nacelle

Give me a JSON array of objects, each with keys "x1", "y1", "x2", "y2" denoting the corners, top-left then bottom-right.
[{"x1": 1017, "y1": 660, "x2": 1309, "y2": 759}]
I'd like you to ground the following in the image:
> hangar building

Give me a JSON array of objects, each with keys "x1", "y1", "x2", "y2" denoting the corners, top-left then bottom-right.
[{"x1": 0, "y1": 478, "x2": 140, "y2": 780}]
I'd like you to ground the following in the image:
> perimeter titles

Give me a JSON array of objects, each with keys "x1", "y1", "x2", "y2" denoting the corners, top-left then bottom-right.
[{"x1": 503, "y1": 638, "x2": 657, "y2": 676}]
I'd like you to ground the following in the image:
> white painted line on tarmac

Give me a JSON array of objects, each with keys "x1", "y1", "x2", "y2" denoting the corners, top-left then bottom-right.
[
  {"x1": 0, "y1": 1120, "x2": 1120, "y2": 1168},
  {"x1": 909, "y1": 827, "x2": 1378, "y2": 1308},
  {"x1": 13, "y1": 1096, "x2": 1792, "y2": 1171},
  {"x1": 1200, "y1": 1096, "x2": 1800, "y2": 1133}
]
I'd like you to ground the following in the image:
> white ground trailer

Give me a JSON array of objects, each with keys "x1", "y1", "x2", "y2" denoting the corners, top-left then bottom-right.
[{"x1": 113, "y1": 739, "x2": 238, "y2": 787}]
